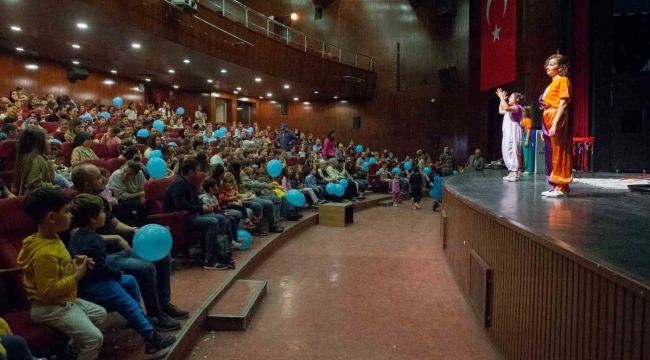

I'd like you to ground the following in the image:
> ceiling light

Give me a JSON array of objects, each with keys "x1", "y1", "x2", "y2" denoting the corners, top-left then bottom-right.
[
  {"x1": 173, "y1": 85, "x2": 179, "y2": 89},
  {"x1": 333, "y1": 96, "x2": 338, "y2": 99},
  {"x1": 16, "y1": 47, "x2": 24, "y2": 52},
  {"x1": 207, "y1": 79, "x2": 213, "y2": 83},
  {"x1": 255, "y1": 77, "x2": 262, "y2": 82},
  {"x1": 270, "y1": 100, "x2": 277, "y2": 104},
  {"x1": 266, "y1": 93, "x2": 272, "y2": 97},
  {"x1": 72, "y1": 61, "x2": 80, "y2": 65},
  {"x1": 341, "y1": 100, "x2": 348, "y2": 103},
  {"x1": 145, "y1": 78, "x2": 151, "y2": 82},
  {"x1": 132, "y1": 43, "x2": 141, "y2": 48},
  {"x1": 77, "y1": 23, "x2": 88, "y2": 29},
  {"x1": 71, "y1": 44, "x2": 80, "y2": 49},
  {"x1": 314, "y1": 91, "x2": 319, "y2": 94},
  {"x1": 293, "y1": 97, "x2": 299, "y2": 101},
  {"x1": 11, "y1": 26, "x2": 21, "y2": 32},
  {"x1": 234, "y1": 91, "x2": 239, "y2": 94},
  {"x1": 259, "y1": 97, "x2": 263, "y2": 99},
  {"x1": 103, "y1": 80, "x2": 115, "y2": 85},
  {"x1": 183, "y1": 59, "x2": 190, "y2": 64},
  {"x1": 237, "y1": 107, "x2": 243, "y2": 110},
  {"x1": 236, "y1": 87, "x2": 242, "y2": 91},
  {"x1": 168, "y1": 69, "x2": 175, "y2": 73},
  {"x1": 220, "y1": 69, "x2": 227, "y2": 73},
  {"x1": 303, "y1": 101, "x2": 310, "y2": 105},
  {"x1": 25, "y1": 64, "x2": 38, "y2": 70},
  {"x1": 110, "y1": 70, "x2": 117, "y2": 74},
  {"x1": 284, "y1": 85, "x2": 290, "y2": 89},
  {"x1": 291, "y1": 13, "x2": 299, "y2": 20}
]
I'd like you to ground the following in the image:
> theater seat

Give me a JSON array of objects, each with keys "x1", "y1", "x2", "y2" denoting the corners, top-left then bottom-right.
[
  {"x1": 89, "y1": 143, "x2": 110, "y2": 160},
  {"x1": 80, "y1": 159, "x2": 108, "y2": 169},
  {"x1": 134, "y1": 144, "x2": 146, "y2": 155},
  {"x1": 61, "y1": 143, "x2": 74, "y2": 167},
  {"x1": 106, "y1": 158, "x2": 126, "y2": 174},
  {"x1": 50, "y1": 131, "x2": 66, "y2": 143},
  {"x1": 40, "y1": 122, "x2": 58, "y2": 133},
  {"x1": 144, "y1": 177, "x2": 187, "y2": 256},
  {"x1": 0, "y1": 140, "x2": 18, "y2": 172}
]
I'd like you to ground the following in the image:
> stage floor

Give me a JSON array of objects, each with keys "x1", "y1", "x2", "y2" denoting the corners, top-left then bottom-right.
[{"x1": 443, "y1": 170, "x2": 650, "y2": 288}]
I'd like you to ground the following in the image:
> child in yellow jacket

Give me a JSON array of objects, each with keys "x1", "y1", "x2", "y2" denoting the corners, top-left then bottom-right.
[{"x1": 17, "y1": 187, "x2": 107, "y2": 360}]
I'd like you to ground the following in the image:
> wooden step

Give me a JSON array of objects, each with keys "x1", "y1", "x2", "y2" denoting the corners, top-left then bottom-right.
[
  {"x1": 206, "y1": 280, "x2": 267, "y2": 331},
  {"x1": 378, "y1": 200, "x2": 394, "y2": 207}
]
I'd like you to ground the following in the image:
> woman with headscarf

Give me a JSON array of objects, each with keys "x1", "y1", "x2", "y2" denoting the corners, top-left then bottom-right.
[{"x1": 70, "y1": 131, "x2": 98, "y2": 167}]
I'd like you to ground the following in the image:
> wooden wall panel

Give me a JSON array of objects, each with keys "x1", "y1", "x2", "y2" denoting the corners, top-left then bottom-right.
[{"x1": 441, "y1": 188, "x2": 650, "y2": 360}]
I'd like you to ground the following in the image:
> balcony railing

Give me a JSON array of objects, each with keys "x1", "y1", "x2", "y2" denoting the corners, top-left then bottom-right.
[{"x1": 201, "y1": 0, "x2": 375, "y2": 71}]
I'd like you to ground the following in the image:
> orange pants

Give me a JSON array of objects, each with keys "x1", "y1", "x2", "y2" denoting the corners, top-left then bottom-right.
[{"x1": 543, "y1": 108, "x2": 573, "y2": 191}]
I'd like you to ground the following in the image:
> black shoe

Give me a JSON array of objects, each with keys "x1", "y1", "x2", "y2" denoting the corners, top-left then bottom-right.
[
  {"x1": 287, "y1": 212, "x2": 303, "y2": 221},
  {"x1": 204, "y1": 262, "x2": 230, "y2": 270},
  {"x1": 144, "y1": 330, "x2": 176, "y2": 354},
  {"x1": 270, "y1": 226, "x2": 284, "y2": 233},
  {"x1": 161, "y1": 303, "x2": 189, "y2": 320},
  {"x1": 147, "y1": 313, "x2": 181, "y2": 331},
  {"x1": 227, "y1": 262, "x2": 236, "y2": 269}
]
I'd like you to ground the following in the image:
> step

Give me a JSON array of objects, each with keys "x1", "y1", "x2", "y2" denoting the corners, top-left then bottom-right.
[
  {"x1": 206, "y1": 279, "x2": 267, "y2": 331},
  {"x1": 378, "y1": 200, "x2": 394, "y2": 207}
]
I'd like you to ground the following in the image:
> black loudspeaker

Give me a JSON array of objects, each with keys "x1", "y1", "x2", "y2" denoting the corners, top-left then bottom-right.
[
  {"x1": 439, "y1": 66, "x2": 458, "y2": 93},
  {"x1": 353, "y1": 116, "x2": 361, "y2": 129},
  {"x1": 436, "y1": 0, "x2": 456, "y2": 16},
  {"x1": 315, "y1": 6, "x2": 323, "y2": 20},
  {"x1": 67, "y1": 67, "x2": 89, "y2": 83},
  {"x1": 281, "y1": 103, "x2": 289, "y2": 115}
]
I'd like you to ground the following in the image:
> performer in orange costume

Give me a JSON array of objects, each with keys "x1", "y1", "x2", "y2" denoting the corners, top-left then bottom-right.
[{"x1": 540, "y1": 54, "x2": 572, "y2": 197}]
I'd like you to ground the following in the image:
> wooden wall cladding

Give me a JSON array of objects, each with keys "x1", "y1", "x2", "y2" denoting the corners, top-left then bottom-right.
[{"x1": 441, "y1": 188, "x2": 650, "y2": 360}]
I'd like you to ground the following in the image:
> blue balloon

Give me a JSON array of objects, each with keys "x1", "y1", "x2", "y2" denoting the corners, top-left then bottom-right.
[
  {"x1": 146, "y1": 157, "x2": 167, "y2": 179},
  {"x1": 356, "y1": 145, "x2": 363, "y2": 153},
  {"x1": 176, "y1": 107, "x2": 185, "y2": 115},
  {"x1": 424, "y1": 167, "x2": 432, "y2": 175},
  {"x1": 334, "y1": 184, "x2": 345, "y2": 196},
  {"x1": 404, "y1": 161, "x2": 413, "y2": 171},
  {"x1": 453, "y1": 170, "x2": 459, "y2": 175},
  {"x1": 326, "y1": 183, "x2": 337, "y2": 195},
  {"x1": 362, "y1": 162, "x2": 369, "y2": 171},
  {"x1": 286, "y1": 189, "x2": 305, "y2": 207},
  {"x1": 204, "y1": 136, "x2": 217, "y2": 143},
  {"x1": 392, "y1": 167, "x2": 402, "y2": 175},
  {"x1": 133, "y1": 224, "x2": 172, "y2": 261},
  {"x1": 150, "y1": 150, "x2": 163, "y2": 158},
  {"x1": 431, "y1": 175, "x2": 443, "y2": 198},
  {"x1": 113, "y1": 97, "x2": 123, "y2": 107},
  {"x1": 137, "y1": 129, "x2": 150, "y2": 138},
  {"x1": 429, "y1": 189, "x2": 437, "y2": 198},
  {"x1": 369, "y1": 157, "x2": 377, "y2": 164},
  {"x1": 339, "y1": 179, "x2": 349, "y2": 188},
  {"x1": 99, "y1": 112, "x2": 111, "y2": 120},
  {"x1": 267, "y1": 159, "x2": 282, "y2": 178},
  {"x1": 153, "y1": 120, "x2": 165, "y2": 133},
  {"x1": 247, "y1": 127, "x2": 254, "y2": 133},
  {"x1": 49, "y1": 139, "x2": 62, "y2": 144},
  {"x1": 236, "y1": 230, "x2": 253, "y2": 250},
  {"x1": 168, "y1": 142, "x2": 177, "y2": 147}
]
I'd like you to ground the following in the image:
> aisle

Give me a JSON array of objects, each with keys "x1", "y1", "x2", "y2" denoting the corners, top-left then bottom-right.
[{"x1": 192, "y1": 198, "x2": 499, "y2": 360}]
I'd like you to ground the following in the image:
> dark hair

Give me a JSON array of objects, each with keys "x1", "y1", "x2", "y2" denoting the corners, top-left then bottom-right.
[
  {"x1": 511, "y1": 92, "x2": 525, "y2": 103},
  {"x1": 196, "y1": 151, "x2": 209, "y2": 171},
  {"x1": 228, "y1": 160, "x2": 242, "y2": 185},
  {"x1": 2, "y1": 116, "x2": 16, "y2": 124},
  {"x1": 124, "y1": 160, "x2": 142, "y2": 174},
  {"x1": 208, "y1": 163, "x2": 225, "y2": 183},
  {"x1": 109, "y1": 125, "x2": 120, "y2": 135},
  {"x1": 202, "y1": 177, "x2": 218, "y2": 192},
  {"x1": 55, "y1": 105, "x2": 66, "y2": 113},
  {"x1": 327, "y1": 130, "x2": 335, "y2": 140},
  {"x1": 123, "y1": 146, "x2": 141, "y2": 161},
  {"x1": 70, "y1": 193, "x2": 104, "y2": 226},
  {"x1": 119, "y1": 140, "x2": 134, "y2": 154},
  {"x1": 146, "y1": 134, "x2": 161, "y2": 150},
  {"x1": 24, "y1": 186, "x2": 71, "y2": 223},
  {"x1": 544, "y1": 54, "x2": 570, "y2": 76},
  {"x1": 161, "y1": 145, "x2": 173, "y2": 157},
  {"x1": 14, "y1": 128, "x2": 49, "y2": 191},
  {"x1": 180, "y1": 159, "x2": 199, "y2": 175},
  {"x1": 412, "y1": 165, "x2": 420, "y2": 173},
  {"x1": 1, "y1": 122, "x2": 17, "y2": 134}
]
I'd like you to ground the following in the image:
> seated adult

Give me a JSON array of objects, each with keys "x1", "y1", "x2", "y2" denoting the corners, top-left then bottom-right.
[
  {"x1": 345, "y1": 156, "x2": 368, "y2": 194},
  {"x1": 44, "y1": 105, "x2": 67, "y2": 122},
  {"x1": 71, "y1": 131, "x2": 98, "y2": 167},
  {"x1": 0, "y1": 104, "x2": 17, "y2": 120},
  {"x1": 144, "y1": 134, "x2": 162, "y2": 158},
  {"x1": 209, "y1": 145, "x2": 228, "y2": 165},
  {"x1": 464, "y1": 149, "x2": 485, "y2": 172},
  {"x1": 0, "y1": 122, "x2": 17, "y2": 141},
  {"x1": 163, "y1": 160, "x2": 233, "y2": 270},
  {"x1": 161, "y1": 145, "x2": 180, "y2": 176},
  {"x1": 13, "y1": 128, "x2": 54, "y2": 195},
  {"x1": 235, "y1": 160, "x2": 285, "y2": 233},
  {"x1": 108, "y1": 160, "x2": 147, "y2": 227},
  {"x1": 326, "y1": 158, "x2": 360, "y2": 202},
  {"x1": 65, "y1": 118, "x2": 83, "y2": 143},
  {"x1": 71, "y1": 164, "x2": 188, "y2": 330}
]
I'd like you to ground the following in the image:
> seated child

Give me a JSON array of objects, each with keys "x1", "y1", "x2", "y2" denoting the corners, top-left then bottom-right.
[
  {"x1": 199, "y1": 178, "x2": 249, "y2": 244},
  {"x1": 219, "y1": 173, "x2": 255, "y2": 229},
  {"x1": 100, "y1": 126, "x2": 122, "y2": 147},
  {"x1": 67, "y1": 194, "x2": 176, "y2": 355},
  {"x1": 17, "y1": 187, "x2": 107, "y2": 360}
]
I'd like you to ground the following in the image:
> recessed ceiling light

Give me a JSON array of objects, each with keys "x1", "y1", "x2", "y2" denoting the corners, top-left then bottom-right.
[
  {"x1": 183, "y1": 59, "x2": 190, "y2": 64},
  {"x1": 110, "y1": 70, "x2": 117, "y2": 74},
  {"x1": 255, "y1": 77, "x2": 262, "y2": 82},
  {"x1": 266, "y1": 93, "x2": 272, "y2": 97},
  {"x1": 341, "y1": 100, "x2": 348, "y2": 103},
  {"x1": 303, "y1": 101, "x2": 310, "y2": 105},
  {"x1": 291, "y1": 13, "x2": 299, "y2": 20},
  {"x1": 293, "y1": 97, "x2": 299, "y2": 101},
  {"x1": 132, "y1": 43, "x2": 141, "y2": 48},
  {"x1": 236, "y1": 87, "x2": 242, "y2": 91},
  {"x1": 284, "y1": 85, "x2": 290, "y2": 89},
  {"x1": 314, "y1": 91, "x2": 319, "y2": 94},
  {"x1": 259, "y1": 97, "x2": 263, "y2": 99},
  {"x1": 77, "y1": 23, "x2": 88, "y2": 29},
  {"x1": 16, "y1": 47, "x2": 24, "y2": 52},
  {"x1": 234, "y1": 91, "x2": 239, "y2": 94},
  {"x1": 145, "y1": 78, "x2": 151, "y2": 82},
  {"x1": 168, "y1": 69, "x2": 175, "y2": 73},
  {"x1": 173, "y1": 85, "x2": 179, "y2": 89},
  {"x1": 220, "y1": 69, "x2": 227, "y2": 73},
  {"x1": 237, "y1": 107, "x2": 243, "y2": 110},
  {"x1": 72, "y1": 61, "x2": 80, "y2": 65},
  {"x1": 270, "y1": 100, "x2": 277, "y2": 104},
  {"x1": 11, "y1": 26, "x2": 21, "y2": 32},
  {"x1": 25, "y1": 64, "x2": 38, "y2": 70},
  {"x1": 103, "y1": 80, "x2": 115, "y2": 85},
  {"x1": 71, "y1": 44, "x2": 80, "y2": 49},
  {"x1": 207, "y1": 79, "x2": 213, "y2": 83},
  {"x1": 333, "y1": 96, "x2": 338, "y2": 99}
]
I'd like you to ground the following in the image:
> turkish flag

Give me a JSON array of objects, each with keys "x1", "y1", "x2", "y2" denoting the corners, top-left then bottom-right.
[{"x1": 480, "y1": 0, "x2": 517, "y2": 90}]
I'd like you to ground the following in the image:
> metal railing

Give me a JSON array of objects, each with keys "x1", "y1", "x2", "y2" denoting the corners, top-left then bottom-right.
[{"x1": 202, "y1": 0, "x2": 375, "y2": 71}]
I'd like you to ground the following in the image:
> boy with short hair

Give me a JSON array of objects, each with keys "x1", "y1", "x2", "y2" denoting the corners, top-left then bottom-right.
[
  {"x1": 67, "y1": 194, "x2": 176, "y2": 355},
  {"x1": 17, "y1": 187, "x2": 107, "y2": 360}
]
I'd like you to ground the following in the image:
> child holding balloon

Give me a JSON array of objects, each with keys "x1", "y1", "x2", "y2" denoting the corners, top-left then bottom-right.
[{"x1": 67, "y1": 194, "x2": 176, "y2": 355}]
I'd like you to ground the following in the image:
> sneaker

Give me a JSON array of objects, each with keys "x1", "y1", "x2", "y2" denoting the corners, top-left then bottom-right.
[
  {"x1": 270, "y1": 226, "x2": 284, "y2": 233},
  {"x1": 523, "y1": 172, "x2": 531, "y2": 175},
  {"x1": 342, "y1": 199, "x2": 351, "y2": 203},
  {"x1": 161, "y1": 303, "x2": 189, "y2": 320},
  {"x1": 503, "y1": 174, "x2": 512, "y2": 179},
  {"x1": 414, "y1": 203, "x2": 421, "y2": 209},
  {"x1": 144, "y1": 331, "x2": 176, "y2": 355},
  {"x1": 230, "y1": 241, "x2": 243, "y2": 249},
  {"x1": 204, "y1": 262, "x2": 230, "y2": 270},
  {"x1": 318, "y1": 199, "x2": 327, "y2": 204},
  {"x1": 545, "y1": 190, "x2": 565, "y2": 198},
  {"x1": 147, "y1": 313, "x2": 181, "y2": 331},
  {"x1": 506, "y1": 175, "x2": 519, "y2": 182},
  {"x1": 227, "y1": 262, "x2": 236, "y2": 269},
  {"x1": 351, "y1": 198, "x2": 360, "y2": 203},
  {"x1": 541, "y1": 190, "x2": 553, "y2": 197},
  {"x1": 311, "y1": 203, "x2": 320, "y2": 208},
  {"x1": 251, "y1": 230, "x2": 266, "y2": 237}
]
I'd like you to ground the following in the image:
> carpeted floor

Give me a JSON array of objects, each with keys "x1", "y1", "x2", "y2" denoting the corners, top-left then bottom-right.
[{"x1": 192, "y1": 197, "x2": 500, "y2": 360}]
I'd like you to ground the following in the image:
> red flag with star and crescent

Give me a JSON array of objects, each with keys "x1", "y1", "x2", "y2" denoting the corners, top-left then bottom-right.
[{"x1": 480, "y1": 0, "x2": 516, "y2": 90}]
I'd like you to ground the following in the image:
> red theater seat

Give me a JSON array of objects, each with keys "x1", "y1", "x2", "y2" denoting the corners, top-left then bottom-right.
[
  {"x1": 134, "y1": 144, "x2": 146, "y2": 155},
  {"x1": 144, "y1": 177, "x2": 187, "y2": 256},
  {"x1": 0, "y1": 140, "x2": 18, "y2": 172},
  {"x1": 108, "y1": 143, "x2": 120, "y2": 158},
  {"x1": 106, "y1": 158, "x2": 126, "y2": 174},
  {"x1": 40, "y1": 122, "x2": 59, "y2": 133},
  {"x1": 80, "y1": 159, "x2": 108, "y2": 169},
  {"x1": 61, "y1": 143, "x2": 74, "y2": 167},
  {"x1": 89, "y1": 143, "x2": 110, "y2": 160},
  {"x1": 50, "y1": 131, "x2": 66, "y2": 143}
]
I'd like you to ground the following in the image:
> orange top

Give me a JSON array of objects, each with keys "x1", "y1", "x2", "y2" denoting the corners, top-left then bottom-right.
[
  {"x1": 542, "y1": 76, "x2": 571, "y2": 109},
  {"x1": 521, "y1": 117, "x2": 532, "y2": 130}
]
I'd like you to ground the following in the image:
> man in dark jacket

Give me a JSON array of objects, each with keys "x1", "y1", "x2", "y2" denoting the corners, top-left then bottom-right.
[
  {"x1": 464, "y1": 149, "x2": 485, "y2": 172},
  {"x1": 164, "y1": 160, "x2": 235, "y2": 270},
  {"x1": 276, "y1": 123, "x2": 297, "y2": 151}
]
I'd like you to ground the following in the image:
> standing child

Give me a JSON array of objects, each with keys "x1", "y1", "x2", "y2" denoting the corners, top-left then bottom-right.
[
  {"x1": 409, "y1": 165, "x2": 423, "y2": 210},
  {"x1": 391, "y1": 172, "x2": 401, "y2": 206},
  {"x1": 17, "y1": 187, "x2": 107, "y2": 360},
  {"x1": 67, "y1": 194, "x2": 176, "y2": 355}
]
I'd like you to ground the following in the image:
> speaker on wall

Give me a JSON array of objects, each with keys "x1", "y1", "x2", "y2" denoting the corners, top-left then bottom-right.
[
  {"x1": 67, "y1": 67, "x2": 89, "y2": 83},
  {"x1": 315, "y1": 6, "x2": 323, "y2": 20},
  {"x1": 353, "y1": 116, "x2": 361, "y2": 129},
  {"x1": 281, "y1": 103, "x2": 289, "y2": 115},
  {"x1": 438, "y1": 66, "x2": 458, "y2": 94}
]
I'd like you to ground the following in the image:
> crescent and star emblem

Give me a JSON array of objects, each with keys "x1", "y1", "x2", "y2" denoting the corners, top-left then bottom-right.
[{"x1": 486, "y1": 0, "x2": 508, "y2": 42}]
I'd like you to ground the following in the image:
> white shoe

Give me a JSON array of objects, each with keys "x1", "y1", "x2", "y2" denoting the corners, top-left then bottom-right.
[
  {"x1": 541, "y1": 190, "x2": 552, "y2": 196},
  {"x1": 545, "y1": 190, "x2": 565, "y2": 198},
  {"x1": 502, "y1": 174, "x2": 512, "y2": 179},
  {"x1": 506, "y1": 175, "x2": 519, "y2": 182},
  {"x1": 414, "y1": 203, "x2": 421, "y2": 209},
  {"x1": 523, "y1": 172, "x2": 530, "y2": 175}
]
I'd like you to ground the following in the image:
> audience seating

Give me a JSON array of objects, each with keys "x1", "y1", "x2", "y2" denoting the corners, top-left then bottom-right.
[
  {"x1": 134, "y1": 144, "x2": 147, "y2": 154},
  {"x1": 144, "y1": 177, "x2": 187, "y2": 256},
  {"x1": 93, "y1": 133, "x2": 104, "y2": 140},
  {"x1": 89, "y1": 143, "x2": 111, "y2": 160},
  {"x1": 50, "y1": 131, "x2": 66, "y2": 143},
  {"x1": 0, "y1": 140, "x2": 18, "y2": 172},
  {"x1": 61, "y1": 143, "x2": 74, "y2": 167},
  {"x1": 40, "y1": 122, "x2": 59, "y2": 133},
  {"x1": 0, "y1": 171, "x2": 14, "y2": 186},
  {"x1": 106, "y1": 158, "x2": 126, "y2": 174},
  {"x1": 79, "y1": 159, "x2": 108, "y2": 169},
  {"x1": 108, "y1": 143, "x2": 120, "y2": 158}
]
